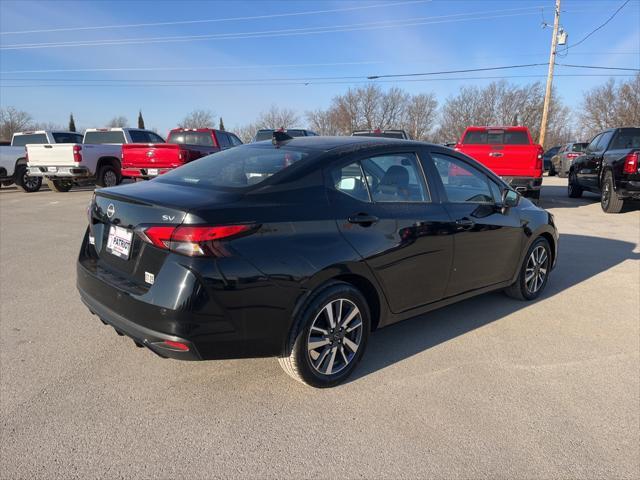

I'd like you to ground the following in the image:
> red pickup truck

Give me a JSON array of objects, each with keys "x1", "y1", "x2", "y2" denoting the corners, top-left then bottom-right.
[
  {"x1": 455, "y1": 126, "x2": 544, "y2": 201},
  {"x1": 121, "y1": 128, "x2": 242, "y2": 179}
]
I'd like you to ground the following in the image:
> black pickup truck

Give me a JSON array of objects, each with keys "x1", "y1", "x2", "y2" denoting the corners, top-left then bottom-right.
[{"x1": 568, "y1": 127, "x2": 640, "y2": 213}]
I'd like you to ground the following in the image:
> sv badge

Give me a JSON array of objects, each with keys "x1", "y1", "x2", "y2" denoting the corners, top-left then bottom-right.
[{"x1": 162, "y1": 215, "x2": 175, "y2": 221}]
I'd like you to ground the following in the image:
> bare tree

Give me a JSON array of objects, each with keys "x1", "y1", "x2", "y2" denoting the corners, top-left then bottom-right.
[
  {"x1": 256, "y1": 106, "x2": 300, "y2": 129},
  {"x1": 0, "y1": 107, "x2": 33, "y2": 140},
  {"x1": 306, "y1": 108, "x2": 341, "y2": 136},
  {"x1": 401, "y1": 93, "x2": 438, "y2": 141},
  {"x1": 579, "y1": 74, "x2": 640, "y2": 137},
  {"x1": 233, "y1": 123, "x2": 259, "y2": 143},
  {"x1": 436, "y1": 81, "x2": 571, "y2": 148},
  {"x1": 179, "y1": 109, "x2": 214, "y2": 129},
  {"x1": 106, "y1": 116, "x2": 129, "y2": 128}
]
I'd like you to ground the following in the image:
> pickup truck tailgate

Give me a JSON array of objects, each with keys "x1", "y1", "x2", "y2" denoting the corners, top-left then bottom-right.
[
  {"x1": 122, "y1": 144, "x2": 183, "y2": 169},
  {"x1": 458, "y1": 144, "x2": 541, "y2": 177},
  {"x1": 26, "y1": 144, "x2": 77, "y2": 167}
]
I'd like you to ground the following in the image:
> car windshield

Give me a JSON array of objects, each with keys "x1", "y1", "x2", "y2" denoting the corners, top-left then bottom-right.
[
  {"x1": 353, "y1": 131, "x2": 406, "y2": 139},
  {"x1": 463, "y1": 130, "x2": 530, "y2": 145},
  {"x1": 155, "y1": 144, "x2": 312, "y2": 189}
]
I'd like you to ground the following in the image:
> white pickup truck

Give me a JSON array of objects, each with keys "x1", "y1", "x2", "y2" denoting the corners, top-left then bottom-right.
[
  {"x1": 26, "y1": 127, "x2": 164, "y2": 192},
  {"x1": 0, "y1": 130, "x2": 83, "y2": 192}
]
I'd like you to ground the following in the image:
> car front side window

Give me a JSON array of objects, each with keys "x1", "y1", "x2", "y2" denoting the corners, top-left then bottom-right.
[{"x1": 430, "y1": 152, "x2": 495, "y2": 204}]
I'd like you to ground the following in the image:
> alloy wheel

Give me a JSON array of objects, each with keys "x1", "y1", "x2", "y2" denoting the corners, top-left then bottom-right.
[
  {"x1": 307, "y1": 298, "x2": 363, "y2": 376},
  {"x1": 525, "y1": 245, "x2": 549, "y2": 294},
  {"x1": 602, "y1": 181, "x2": 611, "y2": 208}
]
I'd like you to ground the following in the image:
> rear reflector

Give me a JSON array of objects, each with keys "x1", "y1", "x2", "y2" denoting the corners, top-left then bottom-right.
[
  {"x1": 138, "y1": 224, "x2": 255, "y2": 256},
  {"x1": 623, "y1": 152, "x2": 638, "y2": 174},
  {"x1": 163, "y1": 340, "x2": 189, "y2": 351}
]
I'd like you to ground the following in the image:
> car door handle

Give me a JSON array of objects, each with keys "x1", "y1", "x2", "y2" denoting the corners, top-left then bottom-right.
[
  {"x1": 455, "y1": 217, "x2": 475, "y2": 230},
  {"x1": 348, "y1": 214, "x2": 379, "y2": 226}
]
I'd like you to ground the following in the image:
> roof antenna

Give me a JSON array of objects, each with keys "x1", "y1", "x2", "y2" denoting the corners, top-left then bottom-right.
[{"x1": 272, "y1": 129, "x2": 293, "y2": 146}]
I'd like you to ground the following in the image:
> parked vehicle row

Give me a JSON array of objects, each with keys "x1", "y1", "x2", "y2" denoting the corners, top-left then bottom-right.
[{"x1": 0, "y1": 130, "x2": 83, "y2": 192}]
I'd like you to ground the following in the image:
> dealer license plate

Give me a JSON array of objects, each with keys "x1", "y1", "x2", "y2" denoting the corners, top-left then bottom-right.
[{"x1": 106, "y1": 225, "x2": 133, "y2": 259}]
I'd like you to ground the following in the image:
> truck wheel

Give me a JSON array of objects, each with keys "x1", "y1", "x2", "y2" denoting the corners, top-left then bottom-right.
[
  {"x1": 568, "y1": 171, "x2": 583, "y2": 198},
  {"x1": 45, "y1": 178, "x2": 73, "y2": 193},
  {"x1": 96, "y1": 165, "x2": 120, "y2": 188},
  {"x1": 14, "y1": 165, "x2": 42, "y2": 193},
  {"x1": 601, "y1": 172, "x2": 624, "y2": 214}
]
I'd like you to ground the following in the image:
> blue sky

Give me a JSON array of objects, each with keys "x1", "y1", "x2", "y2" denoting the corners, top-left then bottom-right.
[{"x1": 1, "y1": 0, "x2": 638, "y2": 134}]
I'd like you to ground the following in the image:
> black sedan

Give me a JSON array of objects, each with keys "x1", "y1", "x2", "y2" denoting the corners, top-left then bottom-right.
[{"x1": 78, "y1": 135, "x2": 558, "y2": 387}]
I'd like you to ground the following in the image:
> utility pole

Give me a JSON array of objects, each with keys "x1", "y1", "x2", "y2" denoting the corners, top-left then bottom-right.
[{"x1": 539, "y1": 0, "x2": 561, "y2": 148}]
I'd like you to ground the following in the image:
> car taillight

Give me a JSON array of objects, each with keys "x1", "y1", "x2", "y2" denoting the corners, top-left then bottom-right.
[
  {"x1": 566, "y1": 152, "x2": 580, "y2": 159},
  {"x1": 536, "y1": 146, "x2": 544, "y2": 170},
  {"x1": 73, "y1": 145, "x2": 82, "y2": 163},
  {"x1": 137, "y1": 224, "x2": 255, "y2": 256},
  {"x1": 623, "y1": 152, "x2": 639, "y2": 174}
]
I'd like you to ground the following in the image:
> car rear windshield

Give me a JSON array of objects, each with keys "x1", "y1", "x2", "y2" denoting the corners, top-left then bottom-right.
[
  {"x1": 610, "y1": 129, "x2": 640, "y2": 150},
  {"x1": 12, "y1": 133, "x2": 48, "y2": 146},
  {"x1": 463, "y1": 130, "x2": 530, "y2": 145},
  {"x1": 168, "y1": 131, "x2": 215, "y2": 146},
  {"x1": 156, "y1": 144, "x2": 311, "y2": 189},
  {"x1": 254, "y1": 130, "x2": 307, "y2": 142},
  {"x1": 572, "y1": 143, "x2": 588, "y2": 152},
  {"x1": 83, "y1": 131, "x2": 126, "y2": 144},
  {"x1": 52, "y1": 132, "x2": 83, "y2": 144},
  {"x1": 353, "y1": 131, "x2": 406, "y2": 139}
]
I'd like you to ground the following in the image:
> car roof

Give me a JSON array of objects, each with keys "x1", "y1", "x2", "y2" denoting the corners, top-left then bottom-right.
[{"x1": 249, "y1": 134, "x2": 430, "y2": 154}]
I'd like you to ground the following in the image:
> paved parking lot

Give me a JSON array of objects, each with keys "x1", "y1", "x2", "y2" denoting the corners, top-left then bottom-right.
[{"x1": 1, "y1": 176, "x2": 638, "y2": 479}]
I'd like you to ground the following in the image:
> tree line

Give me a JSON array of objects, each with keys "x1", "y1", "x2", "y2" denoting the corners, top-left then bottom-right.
[{"x1": 2, "y1": 74, "x2": 638, "y2": 147}]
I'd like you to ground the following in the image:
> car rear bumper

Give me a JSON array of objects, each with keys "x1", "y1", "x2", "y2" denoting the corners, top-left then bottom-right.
[
  {"x1": 28, "y1": 165, "x2": 91, "y2": 178},
  {"x1": 79, "y1": 286, "x2": 202, "y2": 360},
  {"x1": 501, "y1": 176, "x2": 543, "y2": 191},
  {"x1": 122, "y1": 167, "x2": 172, "y2": 178}
]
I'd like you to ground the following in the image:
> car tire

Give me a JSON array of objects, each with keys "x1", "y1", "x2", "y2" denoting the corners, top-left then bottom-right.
[
  {"x1": 45, "y1": 178, "x2": 73, "y2": 193},
  {"x1": 601, "y1": 171, "x2": 624, "y2": 214},
  {"x1": 96, "y1": 164, "x2": 120, "y2": 188},
  {"x1": 278, "y1": 281, "x2": 370, "y2": 388},
  {"x1": 548, "y1": 163, "x2": 556, "y2": 176},
  {"x1": 14, "y1": 165, "x2": 42, "y2": 193},
  {"x1": 567, "y1": 171, "x2": 583, "y2": 198},
  {"x1": 505, "y1": 237, "x2": 552, "y2": 301}
]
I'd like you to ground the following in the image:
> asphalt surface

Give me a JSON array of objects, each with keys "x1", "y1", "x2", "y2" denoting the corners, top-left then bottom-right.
[{"x1": 1, "y1": 177, "x2": 639, "y2": 479}]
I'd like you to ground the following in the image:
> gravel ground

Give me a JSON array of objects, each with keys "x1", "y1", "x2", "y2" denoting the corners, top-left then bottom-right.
[{"x1": 1, "y1": 176, "x2": 638, "y2": 479}]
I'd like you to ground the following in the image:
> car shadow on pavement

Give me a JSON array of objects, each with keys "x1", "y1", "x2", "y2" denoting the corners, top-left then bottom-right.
[{"x1": 350, "y1": 233, "x2": 640, "y2": 383}]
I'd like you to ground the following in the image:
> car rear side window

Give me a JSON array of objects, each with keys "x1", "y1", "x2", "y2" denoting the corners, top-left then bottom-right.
[
  {"x1": 156, "y1": 144, "x2": 310, "y2": 189},
  {"x1": 431, "y1": 152, "x2": 495, "y2": 204},
  {"x1": 572, "y1": 143, "x2": 587, "y2": 152},
  {"x1": 217, "y1": 132, "x2": 231, "y2": 148},
  {"x1": 332, "y1": 161, "x2": 370, "y2": 202},
  {"x1": 610, "y1": 130, "x2": 640, "y2": 150},
  {"x1": 168, "y1": 131, "x2": 214, "y2": 146},
  {"x1": 361, "y1": 153, "x2": 429, "y2": 203},
  {"x1": 596, "y1": 131, "x2": 614, "y2": 151},
  {"x1": 229, "y1": 134, "x2": 243, "y2": 146},
  {"x1": 12, "y1": 134, "x2": 48, "y2": 146},
  {"x1": 83, "y1": 131, "x2": 126, "y2": 144}
]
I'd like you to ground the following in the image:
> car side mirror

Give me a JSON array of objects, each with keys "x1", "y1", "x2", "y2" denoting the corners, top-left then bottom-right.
[{"x1": 500, "y1": 189, "x2": 519, "y2": 213}]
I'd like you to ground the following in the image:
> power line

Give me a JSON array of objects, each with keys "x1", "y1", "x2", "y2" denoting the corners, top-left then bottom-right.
[
  {"x1": 562, "y1": 0, "x2": 631, "y2": 51},
  {"x1": 0, "y1": 7, "x2": 545, "y2": 50},
  {"x1": 0, "y1": 0, "x2": 430, "y2": 35},
  {"x1": 557, "y1": 63, "x2": 640, "y2": 71},
  {"x1": 367, "y1": 63, "x2": 549, "y2": 79},
  {"x1": 1, "y1": 73, "x2": 635, "y2": 89}
]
